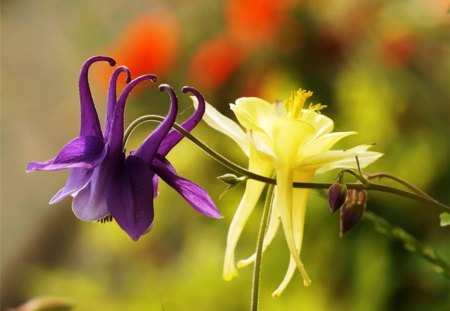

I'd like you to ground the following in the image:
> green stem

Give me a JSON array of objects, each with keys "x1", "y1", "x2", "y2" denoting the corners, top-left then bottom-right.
[
  {"x1": 364, "y1": 211, "x2": 450, "y2": 278},
  {"x1": 251, "y1": 183, "x2": 275, "y2": 311},
  {"x1": 123, "y1": 115, "x2": 449, "y2": 212}
]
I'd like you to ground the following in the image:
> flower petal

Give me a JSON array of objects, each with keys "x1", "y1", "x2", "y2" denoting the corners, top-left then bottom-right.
[
  {"x1": 78, "y1": 56, "x2": 115, "y2": 138},
  {"x1": 316, "y1": 151, "x2": 383, "y2": 174},
  {"x1": 272, "y1": 256, "x2": 297, "y2": 298},
  {"x1": 157, "y1": 87, "x2": 205, "y2": 156},
  {"x1": 272, "y1": 117, "x2": 316, "y2": 163},
  {"x1": 300, "y1": 131, "x2": 357, "y2": 157},
  {"x1": 223, "y1": 151, "x2": 273, "y2": 280},
  {"x1": 237, "y1": 193, "x2": 280, "y2": 269},
  {"x1": 133, "y1": 84, "x2": 178, "y2": 161},
  {"x1": 108, "y1": 74, "x2": 157, "y2": 154},
  {"x1": 300, "y1": 109, "x2": 334, "y2": 137},
  {"x1": 231, "y1": 97, "x2": 276, "y2": 135},
  {"x1": 297, "y1": 144, "x2": 383, "y2": 172},
  {"x1": 26, "y1": 136, "x2": 106, "y2": 172},
  {"x1": 107, "y1": 155, "x2": 155, "y2": 241},
  {"x1": 49, "y1": 168, "x2": 92, "y2": 204},
  {"x1": 201, "y1": 100, "x2": 249, "y2": 156},
  {"x1": 273, "y1": 177, "x2": 311, "y2": 296},
  {"x1": 104, "y1": 66, "x2": 131, "y2": 140},
  {"x1": 151, "y1": 156, "x2": 222, "y2": 219},
  {"x1": 71, "y1": 162, "x2": 112, "y2": 221},
  {"x1": 274, "y1": 167, "x2": 311, "y2": 287}
]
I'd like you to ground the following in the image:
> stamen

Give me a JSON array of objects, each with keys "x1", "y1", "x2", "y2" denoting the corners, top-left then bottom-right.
[
  {"x1": 285, "y1": 89, "x2": 313, "y2": 119},
  {"x1": 98, "y1": 214, "x2": 113, "y2": 223},
  {"x1": 308, "y1": 103, "x2": 327, "y2": 113}
]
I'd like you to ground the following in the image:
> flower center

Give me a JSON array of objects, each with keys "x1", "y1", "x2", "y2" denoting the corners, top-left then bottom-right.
[
  {"x1": 284, "y1": 89, "x2": 327, "y2": 119},
  {"x1": 285, "y1": 89, "x2": 312, "y2": 119}
]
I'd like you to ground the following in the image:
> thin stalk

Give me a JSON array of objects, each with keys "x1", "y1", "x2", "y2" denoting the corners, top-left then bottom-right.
[
  {"x1": 365, "y1": 172, "x2": 434, "y2": 199},
  {"x1": 123, "y1": 115, "x2": 449, "y2": 212},
  {"x1": 364, "y1": 211, "x2": 450, "y2": 278},
  {"x1": 251, "y1": 183, "x2": 275, "y2": 311}
]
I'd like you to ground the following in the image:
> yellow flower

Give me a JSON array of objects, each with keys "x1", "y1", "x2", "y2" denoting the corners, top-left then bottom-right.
[{"x1": 199, "y1": 90, "x2": 382, "y2": 296}]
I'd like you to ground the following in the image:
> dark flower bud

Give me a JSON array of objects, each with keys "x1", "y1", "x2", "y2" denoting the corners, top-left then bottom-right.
[
  {"x1": 328, "y1": 183, "x2": 348, "y2": 213},
  {"x1": 340, "y1": 189, "x2": 367, "y2": 236}
]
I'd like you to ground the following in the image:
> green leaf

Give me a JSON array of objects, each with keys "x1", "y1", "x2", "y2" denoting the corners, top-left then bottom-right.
[{"x1": 439, "y1": 212, "x2": 450, "y2": 227}]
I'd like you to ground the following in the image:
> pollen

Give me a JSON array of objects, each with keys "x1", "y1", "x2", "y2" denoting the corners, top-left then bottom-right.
[{"x1": 285, "y1": 89, "x2": 313, "y2": 119}]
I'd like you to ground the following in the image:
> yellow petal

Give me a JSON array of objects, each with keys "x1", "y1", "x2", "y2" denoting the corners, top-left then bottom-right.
[
  {"x1": 272, "y1": 118, "x2": 316, "y2": 163},
  {"x1": 248, "y1": 131, "x2": 277, "y2": 163},
  {"x1": 197, "y1": 98, "x2": 249, "y2": 156},
  {"x1": 223, "y1": 151, "x2": 273, "y2": 281},
  {"x1": 297, "y1": 144, "x2": 382, "y2": 172},
  {"x1": 300, "y1": 109, "x2": 334, "y2": 136},
  {"x1": 273, "y1": 172, "x2": 313, "y2": 296},
  {"x1": 237, "y1": 193, "x2": 280, "y2": 269},
  {"x1": 231, "y1": 97, "x2": 276, "y2": 135},
  {"x1": 274, "y1": 167, "x2": 311, "y2": 287},
  {"x1": 272, "y1": 256, "x2": 297, "y2": 298},
  {"x1": 316, "y1": 150, "x2": 383, "y2": 173},
  {"x1": 299, "y1": 131, "x2": 357, "y2": 161}
]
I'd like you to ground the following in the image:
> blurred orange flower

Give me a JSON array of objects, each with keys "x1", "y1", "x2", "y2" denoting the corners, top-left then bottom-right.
[
  {"x1": 188, "y1": 34, "x2": 243, "y2": 92},
  {"x1": 108, "y1": 12, "x2": 179, "y2": 79},
  {"x1": 225, "y1": 0, "x2": 294, "y2": 48}
]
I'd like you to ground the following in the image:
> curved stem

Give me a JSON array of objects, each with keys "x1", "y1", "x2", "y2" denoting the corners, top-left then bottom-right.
[
  {"x1": 337, "y1": 169, "x2": 367, "y2": 184},
  {"x1": 251, "y1": 183, "x2": 274, "y2": 311},
  {"x1": 123, "y1": 115, "x2": 450, "y2": 212},
  {"x1": 365, "y1": 172, "x2": 433, "y2": 199}
]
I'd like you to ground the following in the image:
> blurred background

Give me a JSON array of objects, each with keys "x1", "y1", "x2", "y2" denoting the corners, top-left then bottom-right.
[{"x1": 1, "y1": 0, "x2": 449, "y2": 310}]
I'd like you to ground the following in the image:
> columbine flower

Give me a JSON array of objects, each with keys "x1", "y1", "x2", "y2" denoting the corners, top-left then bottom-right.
[
  {"x1": 27, "y1": 56, "x2": 221, "y2": 240},
  {"x1": 199, "y1": 89, "x2": 382, "y2": 296}
]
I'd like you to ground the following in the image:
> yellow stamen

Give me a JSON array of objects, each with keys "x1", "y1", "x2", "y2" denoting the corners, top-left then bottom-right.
[
  {"x1": 285, "y1": 89, "x2": 313, "y2": 119},
  {"x1": 308, "y1": 103, "x2": 327, "y2": 113}
]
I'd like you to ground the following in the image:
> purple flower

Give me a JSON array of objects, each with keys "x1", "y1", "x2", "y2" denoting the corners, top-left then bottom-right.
[{"x1": 27, "y1": 56, "x2": 221, "y2": 240}]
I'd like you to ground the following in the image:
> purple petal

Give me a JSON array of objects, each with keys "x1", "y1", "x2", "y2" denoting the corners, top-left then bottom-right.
[
  {"x1": 71, "y1": 161, "x2": 113, "y2": 221},
  {"x1": 79, "y1": 56, "x2": 116, "y2": 138},
  {"x1": 134, "y1": 84, "x2": 179, "y2": 161},
  {"x1": 104, "y1": 66, "x2": 131, "y2": 141},
  {"x1": 152, "y1": 175, "x2": 159, "y2": 198},
  {"x1": 151, "y1": 156, "x2": 222, "y2": 219},
  {"x1": 107, "y1": 155, "x2": 155, "y2": 241},
  {"x1": 50, "y1": 168, "x2": 93, "y2": 204},
  {"x1": 108, "y1": 74, "x2": 157, "y2": 154},
  {"x1": 26, "y1": 136, "x2": 106, "y2": 172},
  {"x1": 157, "y1": 86, "x2": 206, "y2": 156}
]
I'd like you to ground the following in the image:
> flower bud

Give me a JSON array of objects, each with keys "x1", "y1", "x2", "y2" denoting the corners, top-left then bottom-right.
[
  {"x1": 340, "y1": 189, "x2": 367, "y2": 236},
  {"x1": 217, "y1": 173, "x2": 247, "y2": 185},
  {"x1": 328, "y1": 183, "x2": 348, "y2": 213}
]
